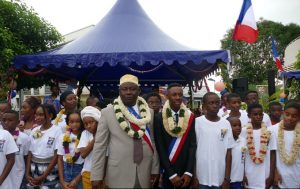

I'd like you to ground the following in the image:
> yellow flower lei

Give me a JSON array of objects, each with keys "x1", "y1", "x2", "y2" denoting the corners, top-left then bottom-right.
[
  {"x1": 246, "y1": 123, "x2": 271, "y2": 164},
  {"x1": 63, "y1": 125, "x2": 81, "y2": 164},
  {"x1": 278, "y1": 121, "x2": 300, "y2": 165},
  {"x1": 162, "y1": 100, "x2": 191, "y2": 137},
  {"x1": 54, "y1": 109, "x2": 65, "y2": 125}
]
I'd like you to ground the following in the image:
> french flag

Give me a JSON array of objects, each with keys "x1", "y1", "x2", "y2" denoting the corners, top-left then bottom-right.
[
  {"x1": 271, "y1": 37, "x2": 284, "y2": 72},
  {"x1": 232, "y1": 0, "x2": 259, "y2": 44}
]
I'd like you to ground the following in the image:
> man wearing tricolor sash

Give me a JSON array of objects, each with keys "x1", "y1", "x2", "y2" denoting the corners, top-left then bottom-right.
[
  {"x1": 91, "y1": 74, "x2": 159, "y2": 189},
  {"x1": 154, "y1": 83, "x2": 196, "y2": 189}
]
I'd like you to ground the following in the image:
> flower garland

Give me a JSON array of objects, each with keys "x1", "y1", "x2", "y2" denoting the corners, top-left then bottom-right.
[
  {"x1": 63, "y1": 125, "x2": 81, "y2": 164},
  {"x1": 54, "y1": 109, "x2": 65, "y2": 125},
  {"x1": 113, "y1": 96, "x2": 151, "y2": 139},
  {"x1": 12, "y1": 127, "x2": 20, "y2": 141},
  {"x1": 278, "y1": 121, "x2": 300, "y2": 165},
  {"x1": 32, "y1": 128, "x2": 43, "y2": 139},
  {"x1": 246, "y1": 123, "x2": 271, "y2": 164},
  {"x1": 162, "y1": 100, "x2": 190, "y2": 137}
]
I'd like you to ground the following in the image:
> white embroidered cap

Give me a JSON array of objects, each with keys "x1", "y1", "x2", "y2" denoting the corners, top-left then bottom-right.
[{"x1": 119, "y1": 74, "x2": 139, "y2": 86}]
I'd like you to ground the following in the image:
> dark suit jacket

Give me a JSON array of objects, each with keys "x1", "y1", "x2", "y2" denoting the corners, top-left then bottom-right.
[{"x1": 154, "y1": 112, "x2": 196, "y2": 179}]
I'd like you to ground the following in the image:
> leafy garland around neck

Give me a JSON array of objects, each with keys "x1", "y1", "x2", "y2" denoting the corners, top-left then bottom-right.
[
  {"x1": 63, "y1": 125, "x2": 82, "y2": 164},
  {"x1": 278, "y1": 121, "x2": 300, "y2": 165},
  {"x1": 246, "y1": 123, "x2": 271, "y2": 164},
  {"x1": 162, "y1": 100, "x2": 191, "y2": 137},
  {"x1": 113, "y1": 96, "x2": 151, "y2": 139}
]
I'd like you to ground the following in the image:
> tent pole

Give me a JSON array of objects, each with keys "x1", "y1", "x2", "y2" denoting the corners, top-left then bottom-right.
[
  {"x1": 188, "y1": 83, "x2": 194, "y2": 110},
  {"x1": 77, "y1": 81, "x2": 84, "y2": 109},
  {"x1": 19, "y1": 89, "x2": 24, "y2": 116}
]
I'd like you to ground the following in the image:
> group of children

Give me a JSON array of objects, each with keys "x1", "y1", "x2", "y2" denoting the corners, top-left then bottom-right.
[
  {"x1": 0, "y1": 102, "x2": 100, "y2": 189},
  {"x1": 0, "y1": 89, "x2": 300, "y2": 189},
  {"x1": 201, "y1": 91, "x2": 300, "y2": 189}
]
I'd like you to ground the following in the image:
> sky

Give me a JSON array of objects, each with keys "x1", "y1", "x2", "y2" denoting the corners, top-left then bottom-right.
[
  {"x1": 21, "y1": 0, "x2": 300, "y2": 89},
  {"x1": 23, "y1": 0, "x2": 300, "y2": 50}
]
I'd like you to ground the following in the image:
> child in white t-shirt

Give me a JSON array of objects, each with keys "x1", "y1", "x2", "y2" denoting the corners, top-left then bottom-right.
[
  {"x1": 268, "y1": 102, "x2": 283, "y2": 126},
  {"x1": 0, "y1": 101, "x2": 11, "y2": 130},
  {"x1": 227, "y1": 116, "x2": 247, "y2": 189},
  {"x1": 57, "y1": 111, "x2": 85, "y2": 189},
  {"x1": 2, "y1": 110, "x2": 30, "y2": 189},
  {"x1": 224, "y1": 93, "x2": 249, "y2": 127},
  {"x1": 53, "y1": 91, "x2": 77, "y2": 133},
  {"x1": 240, "y1": 104, "x2": 276, "y2": 189},
  {"x1": 272, "y1": 102, "x2": 300, "y2": 189},
  {"x1": 217, "y1": 91, "x2": 230, "y2": 118},
  {"x1": 26, "y1": 104, "x2": 62, "y2": 188},
  {"x1": 0, "y1": 128, "x2": 18, "y2": 189},
  {"x1": 78, "y1": 106, "x2": 101, "y2": 189},
  {"x1": 194, "y1": 92, "x2": 234, "y2": 189},
  {"x1": 244, "y1": 91, "x2": 272, "y2": 127}
]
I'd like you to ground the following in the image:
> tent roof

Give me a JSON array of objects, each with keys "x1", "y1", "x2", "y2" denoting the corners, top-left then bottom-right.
[
  {"x1": 13, "y1": 0, "x2": 230, "y2": 85},
  {"x1": 281, "y1": 70, "x2": 300, "y2": 79}
]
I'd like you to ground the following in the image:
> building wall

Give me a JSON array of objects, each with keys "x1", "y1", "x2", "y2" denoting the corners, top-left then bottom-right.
[{"x1": 284, "y1": 36, "x2": 300, "y2": 71}]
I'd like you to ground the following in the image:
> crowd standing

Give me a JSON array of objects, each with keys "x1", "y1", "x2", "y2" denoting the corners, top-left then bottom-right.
[{"x1": 0, "y1": 74, "x2": 299, "y2": 189}]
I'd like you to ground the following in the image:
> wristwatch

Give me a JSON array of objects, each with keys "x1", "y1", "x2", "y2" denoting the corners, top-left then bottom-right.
[{"x1": 224, "y1": 177, "x2": 231, "y2": 182}]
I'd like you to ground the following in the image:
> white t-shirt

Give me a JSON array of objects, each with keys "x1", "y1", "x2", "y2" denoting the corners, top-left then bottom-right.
[
  {"x1": 230, "y1": 136, "x2": 247, "y2": 182},
  {"x1": 0, "y1": 123, "x2": 3, "y2": 129},
  {"x1": 23, "y1": 129, "x2": 32, "y2": 136},
  {"x1": 224, "y1": 110, "x2": 249, "y2": 127},
  {"x1": 217, "y1": 106, "x2": 229, "y2": 118},
  {"x1": 77, "y1": 130, "x2": 93, "y2": 173},
  {"x1": 262, "y1": 113, "x2": 272, "y2": 128},
  {"x1": 54, "y1": 114, "x2": 67, "y2": 133},
  {"x1": 242, "y1": 110, "x2": 272, "y2": 127},
  {"x1": 7, "y1": 131, "x2": 30, "y2": 189},
  {"x1": 29, "y1": 125, "x2": 62, "y2": 159},
  {"x1": 240, "y1": 127, "x2": 276, "y2": 189},
  {"x1": 0, "y1": 130, "x2": 18, "y2": 189},
  {"x1": 195, "y1": 116, "x2": 235, "y2": 187},
  {"x1": 271, "y1": 123, "x2": 300, "y2": 189},
  {"x1": 57, "y1": 132, "x2": 84, "y2": 164}
]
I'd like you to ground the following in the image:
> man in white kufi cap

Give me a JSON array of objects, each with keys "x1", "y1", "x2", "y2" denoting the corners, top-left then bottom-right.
[{"x1": 91, "y1": 74, "x2": 159, "y2": 189}]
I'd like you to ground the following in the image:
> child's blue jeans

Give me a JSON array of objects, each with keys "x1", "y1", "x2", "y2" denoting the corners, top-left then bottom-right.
[
  {"x1": 63, "y1": 162, "x2": 83, "y2": 189},
  {"x1": 230, "y1": 182, "x2": 244, "y2": 189}
]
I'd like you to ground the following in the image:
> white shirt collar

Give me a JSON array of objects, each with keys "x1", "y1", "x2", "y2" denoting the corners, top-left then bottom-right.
[
  {"x1": 131, "y1": 104, "x2": 139, "y2": 114},
  {"x1": 171, "y1": 109, "x2": 179, "y2": 117}
]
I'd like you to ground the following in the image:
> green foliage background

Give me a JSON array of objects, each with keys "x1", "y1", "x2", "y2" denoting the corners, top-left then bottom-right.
[
  {"x1": 0, "y1": 0, "x2": 62, "y2": 100},
  {"x1": 286, "y1": 51, "x2": 300, "y2": 100},
  {"x1": 220, "y1": 19, "x2": 300, "y2": 87}
]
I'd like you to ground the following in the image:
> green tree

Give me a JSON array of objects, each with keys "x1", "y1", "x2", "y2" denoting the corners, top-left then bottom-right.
[
  {"x1": 0, "y1": 0, "x2": 62, "y2": 99},
  {"x1": 220, "y1": 19, "x2": 300, "y2": 85},
  {"x1": 286, "y1": 51, "x2": 300, "y2": 100}
]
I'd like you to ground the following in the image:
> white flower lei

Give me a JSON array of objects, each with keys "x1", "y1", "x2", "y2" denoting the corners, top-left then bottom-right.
[
  {"x1": 162, "y1": 100, "x2": 191, "y2": 137},
  {"x1": 113, "y1": 96, "x2": 151, "y2": 139},
  {"x1": 278, "y1": 121, "x2": 300, "y2": 165}
]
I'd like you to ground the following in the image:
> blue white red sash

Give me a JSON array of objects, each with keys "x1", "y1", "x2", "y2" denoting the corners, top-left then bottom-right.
[
  {"x1": 130, "y1": 122, "x2": 154, "y2": 153},
  {"x1": 168, "y1": 112, "x2": 194, "y2": 164},
  {"x1": 127, "y1": 107, "x2": 154, "y2": 153}
]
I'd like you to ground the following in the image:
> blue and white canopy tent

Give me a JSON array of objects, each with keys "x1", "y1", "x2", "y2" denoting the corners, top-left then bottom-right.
[
  {"x1": 281, "y1": 70, "x2": 300, "y2": 79},
  {"x1": 14, "y1": 0, "x2": 230, "y2": 90}
]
